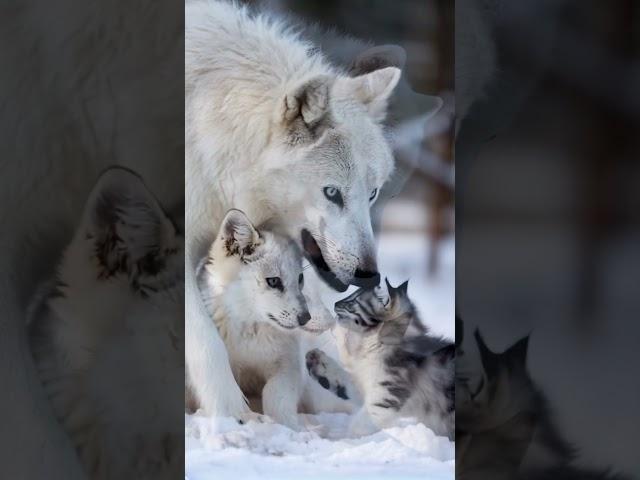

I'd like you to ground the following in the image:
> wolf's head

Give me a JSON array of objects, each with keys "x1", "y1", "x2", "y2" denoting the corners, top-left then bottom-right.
[
  {"x1": 333, "y1": 278, "x2": 415, "y2": 345},
  {"x1": 259, "y1": 50, "x2": 408, "y2": 292},
  {"x1": 204, "y1": 209, "x2": 321, "y2": 332}
]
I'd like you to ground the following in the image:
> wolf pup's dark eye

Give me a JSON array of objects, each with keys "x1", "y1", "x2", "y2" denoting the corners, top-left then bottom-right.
[
  {"x1": 323, "y1": 186, "x2": 344, "y2": 207},
  {"x1": 369, "y1": 188, "x2": 378, "y2": 201},
  {"x1": 298, "y1": 273, "x2": 304, "y2": 287},
  {"x1": 266, "y1": 277, "x2": 283, "y2": 291}
]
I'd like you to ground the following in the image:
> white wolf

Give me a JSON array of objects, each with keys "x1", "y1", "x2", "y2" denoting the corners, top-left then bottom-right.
[
  {"x1": 186, "y1": 1, "x2": 410, "y2": 418},
  {"x1": 196, "y1": 209, "x2": 335, "y2": 429}
]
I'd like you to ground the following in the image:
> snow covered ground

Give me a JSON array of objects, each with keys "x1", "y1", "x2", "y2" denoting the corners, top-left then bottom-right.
[
  {"x1": 186, "y1": 231, "x2": 455, "y2": 479},
  {"x1": 186, "y1": 413, "x2": 454, "y2": 480}
]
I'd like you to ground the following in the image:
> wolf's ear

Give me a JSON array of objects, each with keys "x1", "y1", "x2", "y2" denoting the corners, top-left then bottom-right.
[
  {"x1": 281, "y1": 76, "x2": 332, "y2": 142},
  {"x1": 83, "y1": 167, "x2": 175, "y2": 278},
  {"x1": 220, "y1": 209, "x2": 262, "y2": 259},
  {"x1": 334, "y1": 67, "x2": 401, "y2": 122},
  {"x1": 350, "y1": 44, "x2": 406, "y2": 76}
]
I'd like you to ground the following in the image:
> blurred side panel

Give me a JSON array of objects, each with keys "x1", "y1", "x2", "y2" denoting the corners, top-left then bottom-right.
[
  {"x1": 0, "y1": 1, "x2": 184, "y2": 478},
  {"x1": 456, "y1": 0, "x2": 640, "y2": 478}
]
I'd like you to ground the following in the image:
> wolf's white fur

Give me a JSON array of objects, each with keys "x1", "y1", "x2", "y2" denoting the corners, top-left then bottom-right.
[
  {"x1": 185, "y1": 1, "x2": 401, "y2": 417},
  {"x1": 197, "y1": 210, "x2": 336, "y2": 429}
]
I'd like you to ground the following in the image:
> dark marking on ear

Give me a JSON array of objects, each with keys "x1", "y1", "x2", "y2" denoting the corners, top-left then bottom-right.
[
  {"x1": 336, "y1": 384, "x2": 349, "y2": 400},
  {"x1": 224, "y1": 236, "x2": 239, "y2": 257}
]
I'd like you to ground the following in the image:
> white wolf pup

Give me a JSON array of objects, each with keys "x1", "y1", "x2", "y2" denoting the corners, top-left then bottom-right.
[
  {"x1": 307, "y1": 280, "x2": 455, "y2": 439},
  {"x1": 185, "y1": 0, "x2": 433, "y2": 418},
  {"x1": 28, "y1": 168, "x2": 184, "y2": 479},
  {"x1": 197, "y1": 209, "x2": 334, "y2": 430}
]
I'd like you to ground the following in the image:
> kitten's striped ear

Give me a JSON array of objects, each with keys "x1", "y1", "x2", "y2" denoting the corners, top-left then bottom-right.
[
  {"x1": 386, "y1": 278, "x2": 410, "y2": 299},
  {"x1": 82, "y1": 167, "x2": 175, "y2": 279}
]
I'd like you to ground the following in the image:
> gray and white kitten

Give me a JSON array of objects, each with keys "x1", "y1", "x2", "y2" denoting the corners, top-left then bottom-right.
[{"x1": 306, "y1": 279, "x2": 454, "y2": 439}]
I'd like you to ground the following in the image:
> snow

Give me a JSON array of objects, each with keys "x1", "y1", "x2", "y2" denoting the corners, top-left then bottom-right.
[
  {"x1": 186, "y1": 230, "x2": 455, "y2": 479},
  {"x1": 185, "y1": 413, "x2": 454, "y2": 480}
]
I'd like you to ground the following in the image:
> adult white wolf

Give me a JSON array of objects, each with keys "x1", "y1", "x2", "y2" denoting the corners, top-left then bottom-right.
[{"x1": 185, "y1": 1, "x2": 408, "y2": 417}]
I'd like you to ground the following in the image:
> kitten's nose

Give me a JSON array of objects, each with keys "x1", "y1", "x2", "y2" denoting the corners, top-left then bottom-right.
[{"x1": 297, "y1": 311, "x2": 311, "y2": 326}]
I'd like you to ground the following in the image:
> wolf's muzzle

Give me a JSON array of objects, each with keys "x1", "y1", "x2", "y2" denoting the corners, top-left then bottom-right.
[{"x1": 351, "y1": 268, "x2": 380, "y2": 288}]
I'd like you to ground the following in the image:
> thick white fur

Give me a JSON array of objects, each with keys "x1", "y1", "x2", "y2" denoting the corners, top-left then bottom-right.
[
  {"x1": 186, "y1": 1, "x2": 401, "y2": 417},
  {"x1": 198, "y1": 210, "x2": 336, "y2": 429}
]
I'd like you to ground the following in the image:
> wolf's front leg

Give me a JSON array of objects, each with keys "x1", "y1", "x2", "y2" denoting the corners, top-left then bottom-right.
[
  {"x1": 262, "y1": 370, "x2": 303, "y2": 431},
  {"x1": 185, "y1": 268, "x2": 248, "y2": 418}
]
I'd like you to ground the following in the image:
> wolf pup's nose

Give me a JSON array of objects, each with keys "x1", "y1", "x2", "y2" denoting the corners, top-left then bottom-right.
[
  {"x1": 297, "y1": 311, "x2": 311, "y2": 326},
  {"x1": 352, "y1": 269, "x2": 380, "y2": 288}
]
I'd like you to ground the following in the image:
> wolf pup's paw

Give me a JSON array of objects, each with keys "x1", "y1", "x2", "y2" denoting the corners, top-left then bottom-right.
[{"x1": 305, "y1": 349, "x2": 330, "y2": 385}]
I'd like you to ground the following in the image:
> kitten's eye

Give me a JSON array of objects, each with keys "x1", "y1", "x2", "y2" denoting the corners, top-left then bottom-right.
[
  {"x1": 323, "y1": 186, "x2": 344, "y2": 207},
  {"x1": 298, "y1": 273, "x2": 304, "y2": 287},
  {"x1": 266, "y1": 277, "x2": 283, "y2": 291},
  {"x1": 369, "y1": 188, "x2": 378, "y2": 201}
]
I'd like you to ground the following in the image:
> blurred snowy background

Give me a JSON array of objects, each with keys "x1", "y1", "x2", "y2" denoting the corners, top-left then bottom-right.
[{"x1": 186, "y1": 1, "x2": 454, "y2": 479}]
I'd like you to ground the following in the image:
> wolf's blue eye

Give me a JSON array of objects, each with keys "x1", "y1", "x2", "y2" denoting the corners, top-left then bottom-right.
[
  {"x1": 369, "y1": 188, "x2": 378, "y2": 201},
  {"x1": 323, "y1": 186, "x2": 344, "y2": 207},
  {"x1": 266, "y1": 277, "x2": 283, "y2": 291}
]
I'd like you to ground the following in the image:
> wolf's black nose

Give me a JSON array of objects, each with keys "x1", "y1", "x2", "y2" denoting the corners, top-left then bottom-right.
[
  {"x1": 298, "y1": 311, "x2": 311, "y2": 326},
  {"x1": 352, "y1": 269, "x2": 380, "y2": 288}
]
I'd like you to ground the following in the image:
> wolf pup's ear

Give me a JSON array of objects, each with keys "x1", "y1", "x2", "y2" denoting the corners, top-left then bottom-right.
[
  {"x1": 281, "y1": 76, "x2": 332, "y2": 144},
  {"x1": 83, "y1": 167, "x2": 176, "y2": 279},
  {"x1": 349, "y1": 44, "x2": 407, "y2": 76},
  {"x1": 220, "y1": 209, "x2": 262, "y2": 260},
  {"x1": 334, "y1": 67, "x2": 401, "y2": 122}
]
